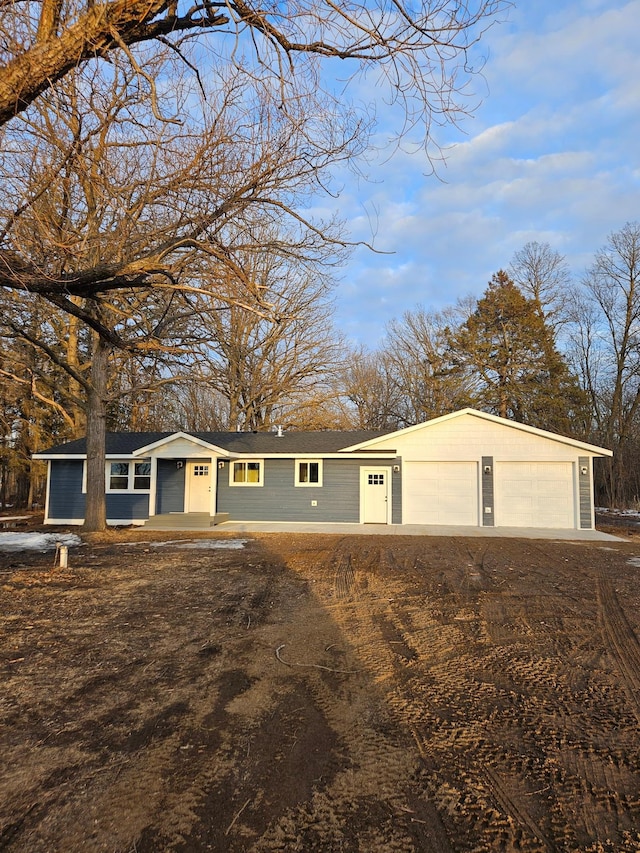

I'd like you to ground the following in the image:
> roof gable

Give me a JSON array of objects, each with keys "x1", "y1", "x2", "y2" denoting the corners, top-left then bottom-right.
[
  {"x1": 132, "y1": 432, "x2": 231, "y2": 457},
  {"x1": 342, "y1": 408, "x2": 613, "y2": 457}
]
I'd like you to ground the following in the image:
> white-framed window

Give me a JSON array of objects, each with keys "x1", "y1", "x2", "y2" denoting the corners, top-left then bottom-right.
[
  {"x1": 106, "y1": 460, "x2": 152, "y2": 492},
  {"x1": 295, "y1": 459, "x2": 322, "y2": 487},
  {"x1": 230, "y1": 460, "x2": 263, "y2": 486}
]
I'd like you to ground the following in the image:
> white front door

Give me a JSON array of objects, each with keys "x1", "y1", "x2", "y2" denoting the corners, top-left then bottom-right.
[
  {"x1": 361, "y1": 467, "x2": 391, "y2": 523},
  {"x1": 187, "y1": 462, "x2": 212, "y2": 513}
]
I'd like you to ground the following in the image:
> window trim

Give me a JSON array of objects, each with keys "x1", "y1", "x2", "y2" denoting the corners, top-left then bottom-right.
[
  {"x1": 229, "y1": 459, "x2": 264, "y2": 487},
  {"x1": 295, "y1": 459, "x2": 323, "y2": 487},
  {"x1": 105, "y1": 459, "x2": 152, "y2": 493}
]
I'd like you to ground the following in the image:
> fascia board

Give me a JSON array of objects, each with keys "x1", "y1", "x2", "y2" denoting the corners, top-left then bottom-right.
[
  {"x1": 33, "y1": 452, "x2": 85, "y2": 460},
  {"x1": 237, "y1": 452, "x2": 397, "y2": 459},
  {"x1": 33, "y1": 452, "x2": 189, "y2": 460},
  {"x1": 33, "y1": 449, "x2": 398, "y2": 461}
]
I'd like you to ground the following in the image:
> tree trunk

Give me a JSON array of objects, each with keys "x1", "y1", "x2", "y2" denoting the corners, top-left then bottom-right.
[
  {"x1": 83, "y1": 335, "x2": 109, "y2": 531},
  {"x1": 67, "y1": 307, "x2": 87, "y2": 438}
]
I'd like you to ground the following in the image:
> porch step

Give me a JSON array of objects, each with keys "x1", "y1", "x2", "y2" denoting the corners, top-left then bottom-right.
[{"x1": 143, "y1": 512, "x2": 229, "y2": 530}]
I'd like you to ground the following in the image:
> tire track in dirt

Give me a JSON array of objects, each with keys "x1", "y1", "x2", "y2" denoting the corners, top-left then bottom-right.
[
  {"x1": 235, "y1": 539, "x2": 640, "y2": 851},
  {"x1": 481, "y1": 765, "x2": 554, "y2": 852},
  {"x1": 351, "y1": 542, "x2": 640, "y2": 852},
  {"x1": 596, "y1": 574, "x2": 640, "y2": 720},
  {"x1": 333, "y1": 551, "x2": 356, "y2": 600},
  {"x1": 277, "y1": 540, "x2": 458, "y2": 852},
  {"x1": 324, "y1": 543, "x2": 513, "y2": 848}
]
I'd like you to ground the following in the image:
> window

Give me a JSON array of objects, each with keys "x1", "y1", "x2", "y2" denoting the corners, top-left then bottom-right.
[
  {"x1": 106, "y1": 460, "x2": 152, "y2": 492},
  {"x1": 109, "y1": 462, "x2": 130, "y2": 490},
  {"x1": 133, "y1": 462, "x2": 151, "y2": 490},
  {"x1": 231, "y1": 460, "x2": 263, "y2": 486},
  {"x1": 295, "y1": 460, "x2": 322, "y2": 487}
]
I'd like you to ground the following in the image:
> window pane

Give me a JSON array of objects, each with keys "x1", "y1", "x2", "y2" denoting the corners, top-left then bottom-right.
[
  {"x1": 299, "y1": 462, "x2": 309, "y2": 483},
  {"x1": 134, "y1": 476, "x2": 151, "y2": 490},
  {"x1": 233, "y1": 463, "x2": 245, "y2": 483},
  {"x1": 135, "y1": 462, "x2": 151, "y2": 476},
  {"x1": 247, "y1": 462, "x2": 260, "y2": 483},
  {"x1": 309, "y1": 462, "x2": 319, "y2": 483},
  {"x1": 110, "y1": 462, "x2": 129, "y2": 490}
]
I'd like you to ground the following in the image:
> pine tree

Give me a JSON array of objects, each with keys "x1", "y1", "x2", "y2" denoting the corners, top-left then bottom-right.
[{"x1": 448, "y1": 271, "x2": 587, "y2": 434}]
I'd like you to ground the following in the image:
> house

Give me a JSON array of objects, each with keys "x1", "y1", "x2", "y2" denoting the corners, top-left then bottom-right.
[{"x1": 33, "y1": 408, "x2": 612, "y2": 530}]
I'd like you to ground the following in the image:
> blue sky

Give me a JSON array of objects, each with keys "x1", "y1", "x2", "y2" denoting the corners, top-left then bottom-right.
[{"x1": 319, "y1": 0, "x2": 640, "y2": 345}]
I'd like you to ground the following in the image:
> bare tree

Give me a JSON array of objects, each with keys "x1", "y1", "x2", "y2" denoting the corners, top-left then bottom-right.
[
  {"x1": 572, "y1": 222, "x2": 640, "y2": 506},
  {"x1": 0, "y1": 0, "x2": 507, "y2": 132},
  {"x1": 0, "y1": 56, "x2": 362, "y2": 340},
  {"x1": 509, "y1": 241, "x2": 571, "y2": 332},
  {"x1": 0, "y1": 55, "x2": 361, "y2": 528},
  {"x1": 194, "y1": 243, "x2": 344, "y2": 431},
  {"x1": 384, "y1": 304, "x2": 471, "y2": 424},
  {"x1": 335, "y1": 347, "x2": 402, "y2": 430}
]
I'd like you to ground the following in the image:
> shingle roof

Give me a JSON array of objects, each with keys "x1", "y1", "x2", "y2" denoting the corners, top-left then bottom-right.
[{"x1": 36, "y1": 429, "x2": 390, "y2": 457}]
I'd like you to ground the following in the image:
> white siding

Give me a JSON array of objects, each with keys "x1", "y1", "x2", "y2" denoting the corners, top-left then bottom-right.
[
  {"x1": 360, "y1": 413, "x2": 592, "y2": 529},
  {"x1": 150, "y1": 438, "x2": 213, "y2": 458},
  {"x1": 365, "y1": 413, "x2": 590, "y2": 463},
  {"x1": 404, "y1": 462, "x2": 478, "y2": 525}
]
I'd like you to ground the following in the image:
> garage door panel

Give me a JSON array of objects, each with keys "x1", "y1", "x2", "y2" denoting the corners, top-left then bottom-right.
[
  {"x1": 496, "y1": 462, "x2": 574, "y2": 528},
  {"x1": 405, "y1": 462, "x2": 478, "y2": 525}
]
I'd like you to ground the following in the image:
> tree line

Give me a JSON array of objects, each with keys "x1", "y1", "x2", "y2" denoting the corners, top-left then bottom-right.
[
  {"x1": 340, "y1": 228, "x2": 640, "y2": 509},
  {"x1": 1, "y1": 0, "x2": 634, "y2": 525},
  {"x1": 3, "y1": 224, "x2": 640, "y2": 512}
]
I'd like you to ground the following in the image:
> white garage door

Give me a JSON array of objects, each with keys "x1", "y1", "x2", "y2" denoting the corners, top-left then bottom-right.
[
  {"x1": 495, "y1": 462, "x2": 574, "y2": 528},
  {"x1": 404, "y1": 462, "x2": 478, "y2": 525}
]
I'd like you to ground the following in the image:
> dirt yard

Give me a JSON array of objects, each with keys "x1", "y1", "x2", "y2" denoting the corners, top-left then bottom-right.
[{"x1": 2, "y1": 527, "x2": 640, "y2": 852}]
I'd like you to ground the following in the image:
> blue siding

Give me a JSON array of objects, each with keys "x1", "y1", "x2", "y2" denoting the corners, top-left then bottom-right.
[
  {"x1": 482, "y1": 456, "x2": 495, "y2": 527},
  {"x1": 392, "y1": 461, "x2": 402, "y2": 524},
  {"x1": 106, "y1": 492, "x2": 150, "y2": 521},
  {"x1": 49, "y1": 455, "x2": 402, "y2": 525},
  {"x1": 49, "y1": 460, "x2": 85, "y2": 519},
  {"x1": 48, "y1": 459, "x2": 150, "y2": 522},
  {"x1": 579, "y1": 456, "x2": 592, "y2": 529},
  {"x1": 218, "y1": 457, "x2": 397, "y2": 522},
  {"x1": 157, "y1": 459, "x2": 185, "y2": 513}
]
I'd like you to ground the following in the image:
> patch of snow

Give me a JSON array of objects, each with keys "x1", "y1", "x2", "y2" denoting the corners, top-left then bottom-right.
[
  {"x1": 626, "y1": 557, "x2": 640, "y2": 568},
  {"x1": 150, "y1": 539, "x2": 247, "y2": 550},
  {"x1": 597, "y1": 507, "x2": 640, "y2": 519},
  {"x1": 0, "y1": 532, "x2": 82, "y2": 553}
]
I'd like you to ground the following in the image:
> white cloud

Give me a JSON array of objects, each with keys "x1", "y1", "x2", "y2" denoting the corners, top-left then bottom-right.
[{"x1": 330, "y1": 0, "x2": 640, "y2": 343}]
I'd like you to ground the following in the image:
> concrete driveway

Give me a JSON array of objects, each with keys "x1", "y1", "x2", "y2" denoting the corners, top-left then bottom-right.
[{"x1": 217, "y1": 521, "x2": 622, "y2": 541}]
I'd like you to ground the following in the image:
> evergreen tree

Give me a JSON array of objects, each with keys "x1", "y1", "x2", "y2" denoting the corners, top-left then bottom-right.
[{"x1": 448, "y1": 271, "x2": 587, "y2": 434}]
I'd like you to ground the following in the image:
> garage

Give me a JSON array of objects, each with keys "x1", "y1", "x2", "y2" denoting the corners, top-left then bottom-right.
[
  {"x1": 495, "y1": 461, "x2": 575, "y2": 528},
  {"x1": 404, "y1": 461, "x2": 478, "y2": 525}
]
